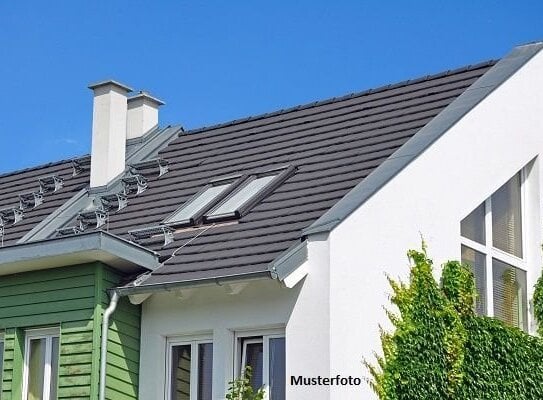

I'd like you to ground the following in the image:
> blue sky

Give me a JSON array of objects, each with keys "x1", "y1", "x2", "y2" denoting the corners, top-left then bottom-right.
[{"x1": 1, "y1": 1, "x2": 542, "y2": 173}]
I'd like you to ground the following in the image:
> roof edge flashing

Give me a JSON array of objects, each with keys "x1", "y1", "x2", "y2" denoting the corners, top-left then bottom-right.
[{"x1": 302, "y1": 41, "x2": 543, "y2": 237}]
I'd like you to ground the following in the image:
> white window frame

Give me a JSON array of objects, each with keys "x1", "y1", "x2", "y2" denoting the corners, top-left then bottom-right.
[
  {"x1": 460, "y1": 170, "x2": 527, "y2": 322},
  {"x1": 235, "y1": 328, "x2": 285, "y2": 400},
  {"x1": 0, "y1": 331, "x2": 4, "y2": 400},
  {"x1": 165, "y1": 335, "x2": 213, "y2": 400},
  {"x1": 22, "y1": 327, "x2": 60, "y2": 400}
]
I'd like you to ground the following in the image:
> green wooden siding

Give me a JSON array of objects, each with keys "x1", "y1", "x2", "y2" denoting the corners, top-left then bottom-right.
[
  {"x1": 102, "y1": 269, "x2": 140, "y2": 400},
  {"x1": 0, "y1": 263, "x2": 141, "y2": 400}
]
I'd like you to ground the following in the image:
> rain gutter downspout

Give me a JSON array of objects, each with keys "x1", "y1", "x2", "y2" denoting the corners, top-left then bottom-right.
[{"x1": 99, "y1": 290, "x2": 120, "y2": 400}]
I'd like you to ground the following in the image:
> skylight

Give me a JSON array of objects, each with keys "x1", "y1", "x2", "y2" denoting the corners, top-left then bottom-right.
[
  {"x1": 164, "y1": 181, "x2": 235, "y2": 225},
  {"x1": 206, "y1": 174, "x2": 277, "y2": 219}
]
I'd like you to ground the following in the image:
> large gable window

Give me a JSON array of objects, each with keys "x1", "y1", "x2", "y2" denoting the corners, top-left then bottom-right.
[{"x1": 460, "y1": 171, "x2": 528, "y2": 330}]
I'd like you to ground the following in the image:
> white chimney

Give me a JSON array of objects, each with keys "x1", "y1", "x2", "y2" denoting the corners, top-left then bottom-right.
[
  {"x1": 88, "y1": 80, "x2": 133, "y2": 188},
  {"x1": 126, "y1": 91, "x2": 165, "y2": 139}
]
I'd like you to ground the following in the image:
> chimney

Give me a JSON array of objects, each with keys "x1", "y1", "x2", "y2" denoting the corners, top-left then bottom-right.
[
  {"x1": 88, "y1": 80, "x2": 133, "y2": 188},
  {"x1": 126, "y1": 91, "x2": 165, "y2": 139}
]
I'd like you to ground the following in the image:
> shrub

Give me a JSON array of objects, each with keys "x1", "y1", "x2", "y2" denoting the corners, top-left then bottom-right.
[
  {"x1": 225, "y1": 366, "x2": 265, "y2": 400},
  {"x1": 367, "y1": 246, "x2": 543, "y2": 400}
]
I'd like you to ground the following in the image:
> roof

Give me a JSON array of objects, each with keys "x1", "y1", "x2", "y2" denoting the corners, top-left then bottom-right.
[
  {"x1": 5, "y1": 43, "x2": 541, "y2": 290},
  {"x1": 108, "y1": 59, "x2": 496, "y2": 288}
]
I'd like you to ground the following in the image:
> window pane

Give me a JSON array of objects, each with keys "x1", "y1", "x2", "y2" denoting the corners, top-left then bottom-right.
[
  {"x1": 269, "y1": 338, "x2": 285, "y2": 400},
  {"x1": 197, "y1": 343, "x2": 213, "y2": 400},
  {"x1": 493, "y1": 259, "x2": 527, "y2": 330},
  {"x1": 27, "y1": 338, "x2": 46, "y2": 400},
  {"x1": 171, "y1": 345, "x2": 191, "y2": 400},
  {"x1": 461, "y1": 246, "x2": 487, "y2": 316},
  {"x1": 244, "y1": 342, "x2": 264, "y2": 392},
  {"x1": 209, "y1": 175, "x2": 276, "y2": 217},
  {"x1": 492, "y1": 173, "x2": 522, "y2": 257},
  {"x1": 49, "y1": 337, "x2": 59, "y2": 400},
  {"x1": 169, "y1": 183, "x2": 232, "y2": 223},
  {"x1": 460, "y1": 202, "x2": 485, "y2": 244}
]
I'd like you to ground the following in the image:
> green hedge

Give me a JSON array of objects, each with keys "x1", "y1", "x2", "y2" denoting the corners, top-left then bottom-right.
[{"x1": 367, "y1": 246, "x2": 543, "y2": 400}]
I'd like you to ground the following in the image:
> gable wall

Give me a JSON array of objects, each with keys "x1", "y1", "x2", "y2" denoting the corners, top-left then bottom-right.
[{"x1": 328, "y1": 49, "x2": 543, "y2": 399}]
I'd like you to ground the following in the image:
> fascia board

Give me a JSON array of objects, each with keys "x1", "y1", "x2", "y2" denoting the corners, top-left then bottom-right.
[
  {"x1": 0, "y1": 231, "x2": 160, "y2": 276},
  {"x1": 268, "y1": 240, "x2": 308, "y2": 282},
  {"x1": 303, "y1": 41, "x2": 543, "y2": 237}
]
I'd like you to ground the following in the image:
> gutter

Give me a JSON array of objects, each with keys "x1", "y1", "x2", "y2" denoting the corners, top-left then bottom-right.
[{"x1": 99, "y1": 291, "x2": 119, "y2": 400}]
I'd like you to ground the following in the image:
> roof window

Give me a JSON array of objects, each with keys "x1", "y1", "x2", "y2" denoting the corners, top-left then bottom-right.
[
  {"x1": 163, "y1": 166, "x2": 295, "y2": 227},
  {"x1": 163, "y1": 175, "x2": 242, "y2": 226}
]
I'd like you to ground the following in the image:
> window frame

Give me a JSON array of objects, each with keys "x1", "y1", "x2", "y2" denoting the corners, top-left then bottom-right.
[
  {"x1": 204, "y1": 166, "x2": 296, "y2": 223},
  {"x1": 460, "y1": 170, "x2": 527, "y2": 325},
  {"x1": 22, "y1": 327, "x2": 60, "y2": 400},
  {"x1": 165, "y1": 334, "x2": 213, "y2": 400},
  {"x1": 235, "y1": 328, "x2": 285, "y2": 400},
  {"x1": 163, "y1": 175, "x2": 246, "y2": 227}
]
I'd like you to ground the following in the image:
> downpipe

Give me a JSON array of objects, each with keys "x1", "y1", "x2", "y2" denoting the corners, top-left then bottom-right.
[{"x1": 99, "y1": 291, "x2": 119, "y2": 400}]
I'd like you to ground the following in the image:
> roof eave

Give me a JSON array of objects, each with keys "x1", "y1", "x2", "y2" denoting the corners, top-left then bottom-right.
[
  {"x1": 302, "y1": 41, "x2": 543, "y2": 237},
  {"x1": 0, "y1": 231, "x2": 160, "y2": 276},
  {"x1": 114, "y1": 271, "x2": 272, "y2": 296}
]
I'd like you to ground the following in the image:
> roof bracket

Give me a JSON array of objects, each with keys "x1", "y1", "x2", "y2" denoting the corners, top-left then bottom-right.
[
  {"x1": 128, "y1": 225, "x2": 174, "y2": 247},
  {"x1": 39, "y1": 175, "x2": 64, "y2": 193},
  {"x1": 98, "y1": 193, "x2": 128, "y2": 212},
  {"x1": 122, "y1": 174, "x2": 148, "y2": 195},
  {"x1": 129, "y1": 157, "x2": 170, "y2": 178},
  {"x1": 56, "y1": 225, "x2": 85, "y2": 236},
  {"x1": 19, "y1": 191, "x2": 44, "y2": 210},
  {"x1": 78, "y1": 209, "x2": 108, "y2": 229},
  {"x1": 0, "y1": 207, "x2": 24, "y2": 226},
  {"x1": 72, "y1": 156, "x2": 91, "y2": 177}
]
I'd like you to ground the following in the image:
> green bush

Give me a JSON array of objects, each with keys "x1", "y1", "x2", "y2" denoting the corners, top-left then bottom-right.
[
  {"x1": 367, "y1": 246, "x2": 543, "y2": 400},
  {"x1": 225, "y1": 366, "x2": 265, "y2": 400}
]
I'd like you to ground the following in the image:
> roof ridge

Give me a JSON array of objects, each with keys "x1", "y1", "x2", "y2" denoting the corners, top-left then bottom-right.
[
  {"x1": 185, "y1": 59, "x2": 498, "y2": 135},
  {"x1": 0, "y1": 154, "x2": 89, "y2": 180}
]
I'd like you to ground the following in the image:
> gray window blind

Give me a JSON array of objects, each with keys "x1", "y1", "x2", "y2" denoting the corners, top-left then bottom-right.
[
  {"x1": 460, "y1": 202, "x2": 486, "y2": 244},
  {"x1": 171, "y1": 345, "x2": 191, "y2": 400},
  {"x1": 492, "y1": 259, "x2": 527, "y2": 330},
  {"x1": 461, "y1": 245, "x2": 487, "y2": 316},
  {"x1": 197, "y1": 343, "x2": 213, "y2": 400},
  {"x1": 492, "y1": 173, "x2": 522, "y2": 257},
  {"x1": 269, "y1": 338, "x2": 286, "y2": 400}
]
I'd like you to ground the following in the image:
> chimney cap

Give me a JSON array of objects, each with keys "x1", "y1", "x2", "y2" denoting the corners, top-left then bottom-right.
[
  {"x1": 88, "y1": 79, "x2": 133, "y2": 92},
  {"x1": 128, "y1": 90, "x2": 165, "y2": 106}
]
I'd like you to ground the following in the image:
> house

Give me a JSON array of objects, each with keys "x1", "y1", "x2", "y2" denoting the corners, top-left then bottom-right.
[{"x1": 0, "y1": 41, "x2": 542, "y2": 400}]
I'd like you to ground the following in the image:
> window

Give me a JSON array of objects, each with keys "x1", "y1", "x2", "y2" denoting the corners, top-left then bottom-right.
[
  {"x1": 165, "y1": 166, "x2": 296, "y2": 226},
  {"x1": 167, "y1": 338, "x2": 213, "y2": 400},
  {"x1": 237, "y1": 332, "x2": 285, "y2": 400},
  {"x1": 22, "y1": 328, "x2": 60, "y2": 400},
  {"x1": 460, "y1": 172, "x2": 528, "y2": 330},
  {"x1": 164, "y1": 177, "x2": 240, "y2": 226},
  {"x1": 206, "y1": 175, "x2": 276, "y2": 220}
]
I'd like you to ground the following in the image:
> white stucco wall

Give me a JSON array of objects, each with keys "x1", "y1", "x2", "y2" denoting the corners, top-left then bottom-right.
[
  {"x1": 138, "y1": 279, "x2": 301, "y2": 400},
  {"x1": 328, "y1": 49, "x2": 543, "y2": 399}
]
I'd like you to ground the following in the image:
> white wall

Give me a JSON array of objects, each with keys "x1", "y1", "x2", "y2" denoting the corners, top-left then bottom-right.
[
  {"x1": 138, "y1": 279, "x2": 301, "y2": 400},
  {"x1": 328, "y1": 50, "x2": 543, "y2": 399}
]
